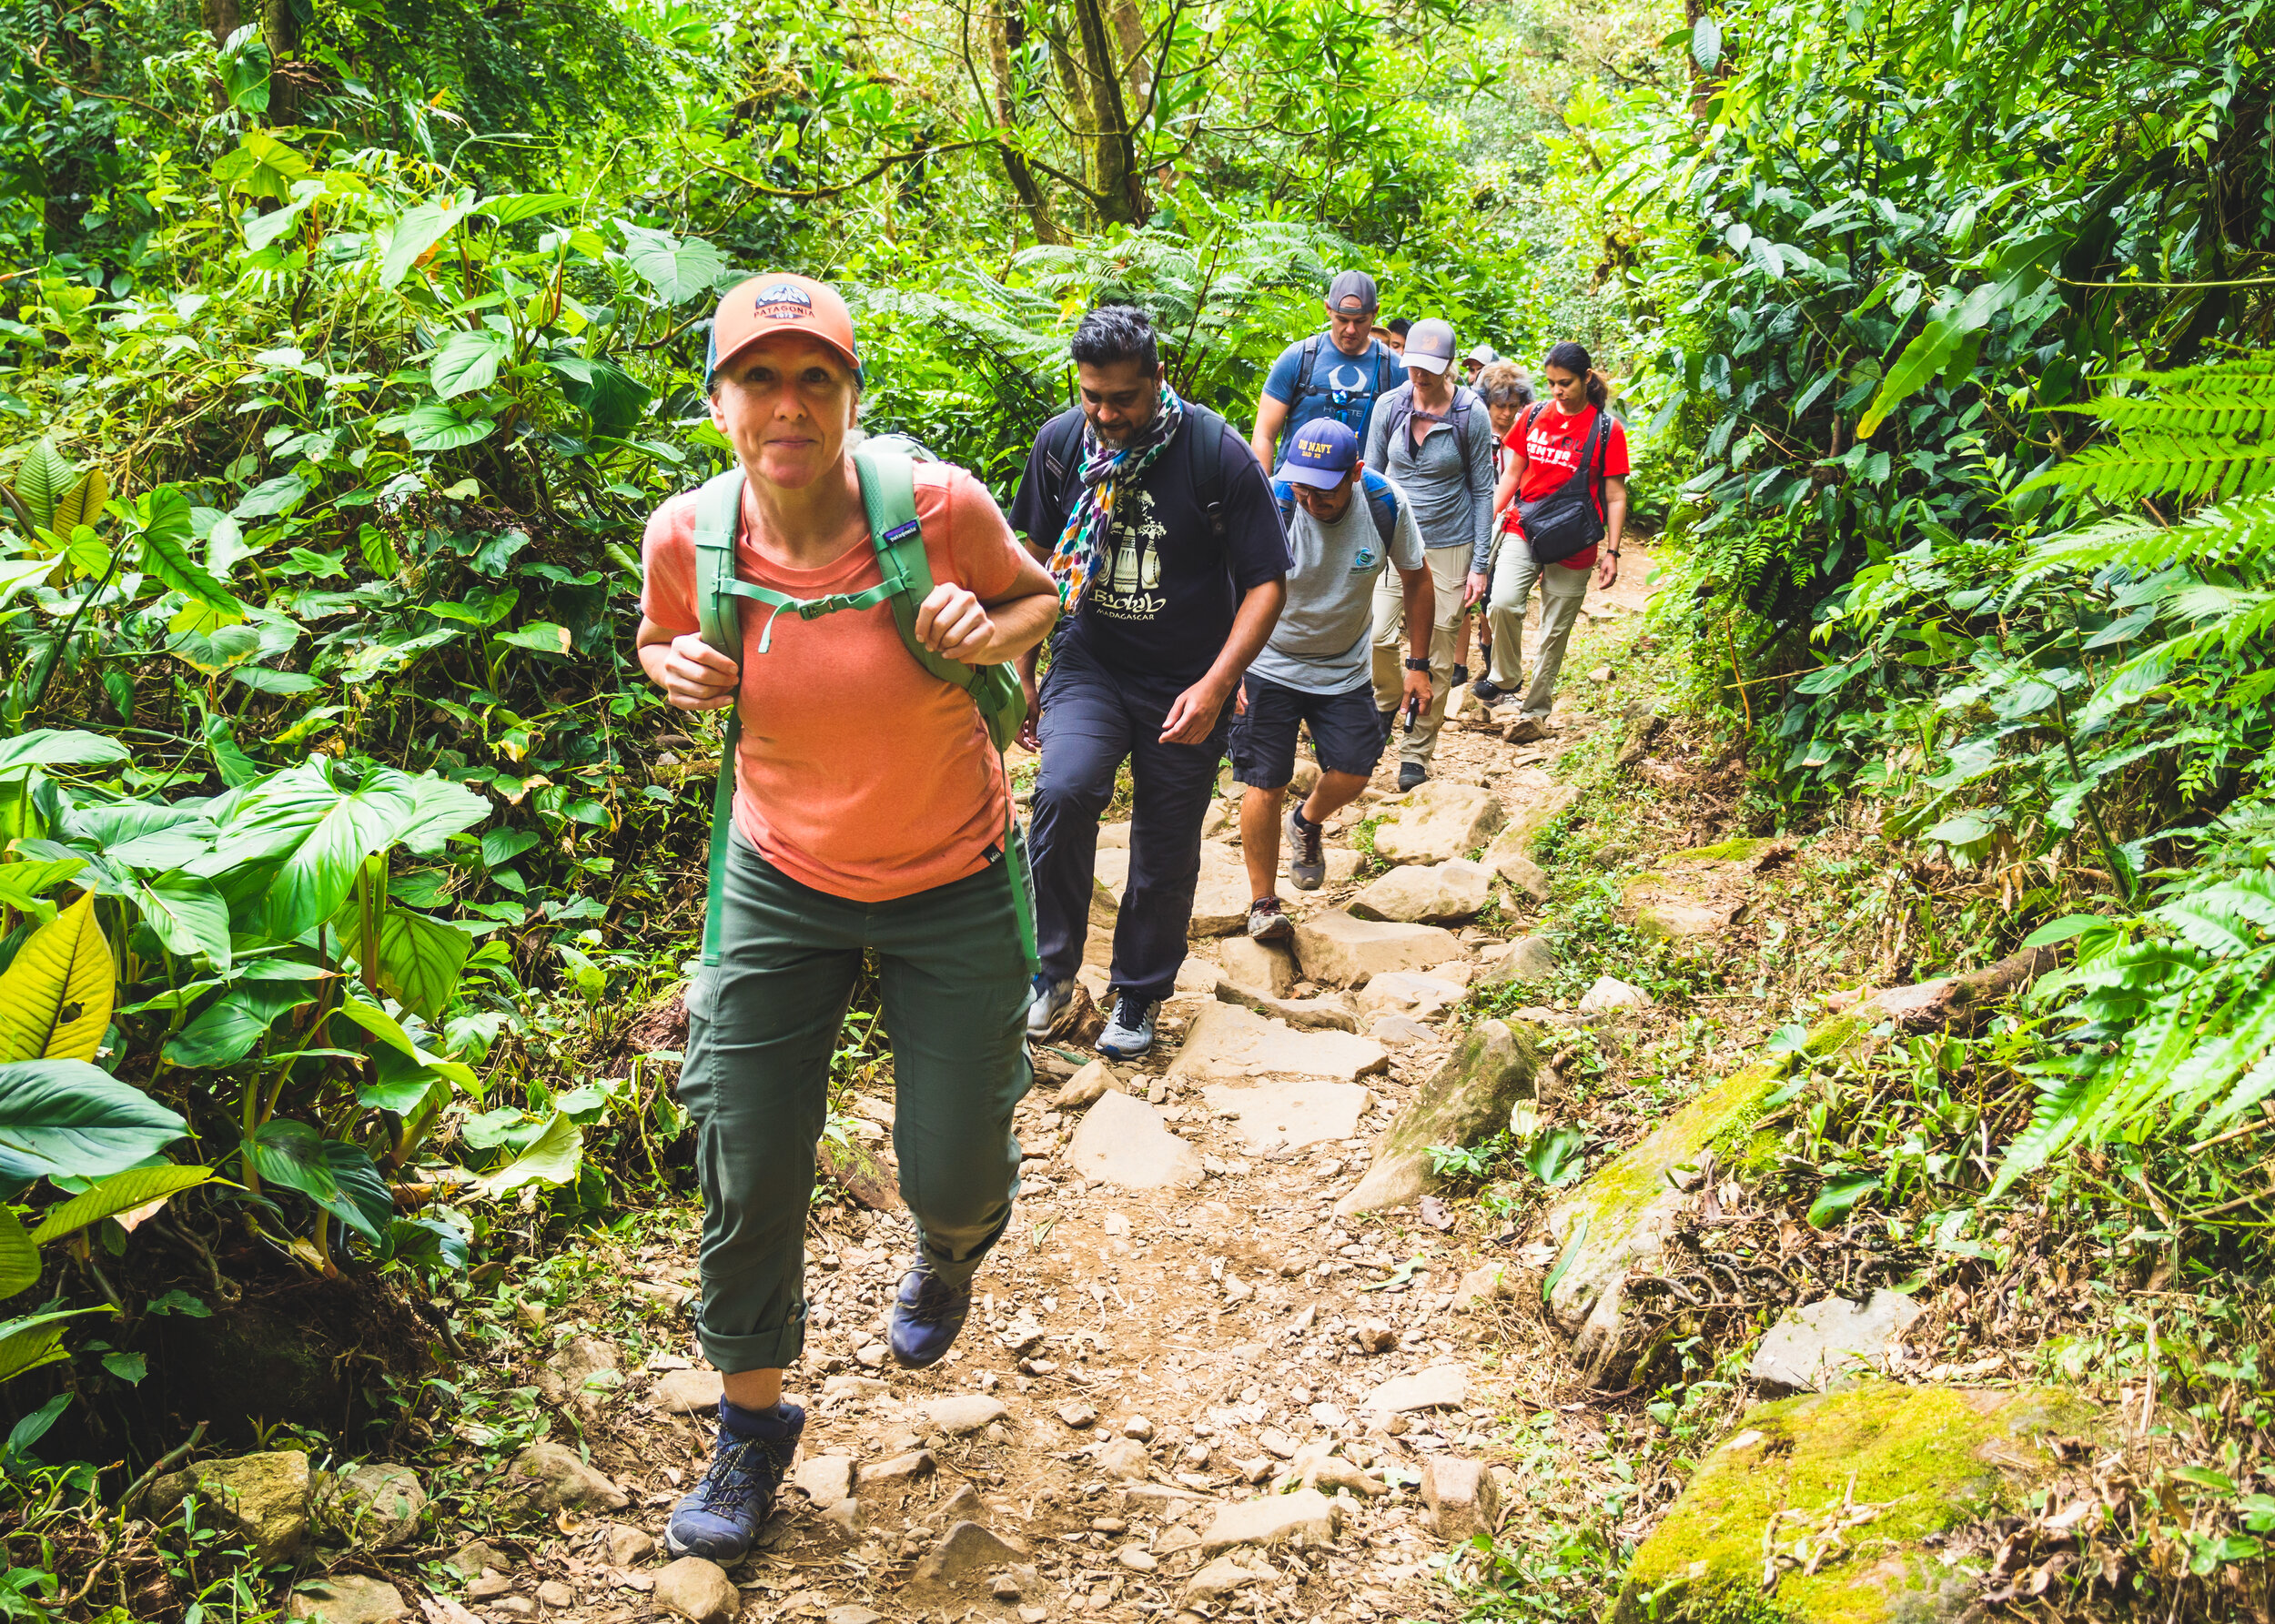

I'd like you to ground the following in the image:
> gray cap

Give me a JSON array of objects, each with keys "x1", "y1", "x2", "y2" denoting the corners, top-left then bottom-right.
[
  {"x1": 1325, "y1": 270, "x2": 1380, "y2": 315},
  {"x1": 1402, "y1": 318, "x2": 1457, "y2": 373},
  {"x1": 1464, "y1": 343, "x2": 1498, "y2": 366}
]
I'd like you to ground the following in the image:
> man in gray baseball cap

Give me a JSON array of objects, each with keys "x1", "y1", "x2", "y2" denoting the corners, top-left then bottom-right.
[{"x1": 1249, "y1": 271, "x2": 1409, "y2": 471}]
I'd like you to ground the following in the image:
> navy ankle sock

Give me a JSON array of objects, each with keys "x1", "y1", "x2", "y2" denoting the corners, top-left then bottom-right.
[
  {"x1": 717, "y1": 1397, "x2": 801, "y2": 1440},
  {"x1": 1290, "y1": 806, "x2": 1319, "y2": 834}
]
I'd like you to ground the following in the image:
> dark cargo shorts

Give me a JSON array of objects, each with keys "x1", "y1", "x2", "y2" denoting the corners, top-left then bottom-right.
[{"x1": 1228, "y1": 672, "x2": 1388, "y2": 789}]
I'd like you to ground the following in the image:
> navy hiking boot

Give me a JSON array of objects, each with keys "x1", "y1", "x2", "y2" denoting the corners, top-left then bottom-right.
[
  {"x1": 888, "y1": 1260, "x2": 971, "y2": 1368},
  {"x1": 664, "y1": 1399, "x2": 805, "y2": 1561}
]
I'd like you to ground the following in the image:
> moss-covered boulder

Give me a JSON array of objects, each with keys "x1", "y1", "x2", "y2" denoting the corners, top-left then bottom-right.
[
  {"x1": 1619, "y1": 838, "x2": 1792, "y2": 952},
  {"x1": 1336, "y1": 1019, "x2": 1541, "y2": 1215},
  {"x1": 1613, "y1": 1383, "x2": 2103, "y2": 1624}
]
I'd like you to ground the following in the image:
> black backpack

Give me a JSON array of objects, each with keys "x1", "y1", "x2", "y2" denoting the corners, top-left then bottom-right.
[
  {"x1": 1035, "y1": 402, "x2": 1230, "y2": 541},
  {"x1": 1285, "y1": 334, "x2": 1392, "y2": 449}
]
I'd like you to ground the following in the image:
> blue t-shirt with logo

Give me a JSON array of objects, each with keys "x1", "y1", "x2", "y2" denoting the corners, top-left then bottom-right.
[{"x1": 1262, "y1": 335, "x2": 1409, "y2": 459}]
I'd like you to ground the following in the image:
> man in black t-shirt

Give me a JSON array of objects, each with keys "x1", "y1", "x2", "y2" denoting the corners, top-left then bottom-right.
[{"x1": 1010, "y1": 306, "x2": 1289, "y2": 1059}]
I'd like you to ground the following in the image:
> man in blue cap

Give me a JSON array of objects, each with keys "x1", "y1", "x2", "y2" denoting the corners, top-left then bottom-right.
[{"x1": 1229, "y1": 419, "x2": 1432, "y2": 941}]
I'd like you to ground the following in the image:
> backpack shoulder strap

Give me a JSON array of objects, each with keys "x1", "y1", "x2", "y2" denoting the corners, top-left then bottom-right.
[
  {"x1": 1188, "y1": 403, "x2": 1227, "y2": 540},
  {"x1": 1273, "y1": 478, "x2": 1295, "y2": 537},
  {"x1": 854, "y1": 444, "x2": 980, "y2": 699},
  {"x1": 1359, "y1": 469, "x2": 1400, "y2": 550},
  {"x1": 1299, "y1": 334, "x2": 1320, "y2": 398},
  {"x1": 1037, "y1": 409, "x2": 1085, "y2": 529},
  {"x1": 1380, "y1": 387, "x2": 1412, "y2": 451},
  {"x1": 688, "y1": 467, "x2": 746, "y2": 970},
  {"x1": 691, "y1": 469, "x2": 747, "y2": 667}
]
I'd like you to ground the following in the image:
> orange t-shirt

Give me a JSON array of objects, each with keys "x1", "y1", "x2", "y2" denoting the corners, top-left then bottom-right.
[{"x1": 641, "y1": 463, "x2": 1027, "y2": 903}]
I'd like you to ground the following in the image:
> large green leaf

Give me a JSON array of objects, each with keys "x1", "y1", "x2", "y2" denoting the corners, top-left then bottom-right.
[
  {"x1": 242, "y1": 1120, "x2": 393, "y2": 1242},
  {"x1": 0, "y1": 1210, "x2": 38, "y2": 1298},
  {"x1": 231, "y1": 471, "x2": 311, "y2": 520},
  {"x1": 0, "y1": 894, "x2": 114, "y2": 1064},
  {"x1": 0, "y1": 1061, "x2": 187, "y2": 1181},
  {"x1": 395, "y1": 775, "x2": 490, "y2": 855},
  {"x1": 13, "y1": 440, "x2": 75, "y2": 532},
  {"x1": 0, "y1": 1307, "x2": 110, "y2": 1383},
  {"x1": 548, "y1": 357, "x2": 652, "y2": 439},
  {"x1": 618, "y1": 222, "x2": 728, "y2": 306},
  {"x1": 379, "y1": 197, "x2": 469, "y2": 290},
  {"x1": 28, "y1": 1164, "x2": 213, "y2": 1246},
  {"x1": 137, "y1": 488, "x2": 247, "y2": 621},
  {"x1": 0, "y1": 860, "x2": 85, "y2": 915},
  {"x1": 266, "y1": 767, "x2": 419, "y2": 942},
  {"x1": 377, "y1": 909, "x2": 474, "y2": 1024},
  {"x1": 467, "y1": 1110, "x2": 582, "y2": 1199},
  {"x1": 0, "y1": 731, "x2": 130, "y2": 776},
  {"x1": 161, "y1": 982, "x2": 314, "y2": 1068},
  {"x1": 430, "y1": 328, "x2": 513, "y2": 399},
  {"x1": 390, "y1": 405, "x2": 496, "y2": 453},
  {"x1": 136, "y1": 873, "x2": 234, "y2": 970}
]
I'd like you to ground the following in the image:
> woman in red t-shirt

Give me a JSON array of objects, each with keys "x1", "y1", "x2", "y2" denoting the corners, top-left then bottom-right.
[{"x1": 1464, "y1": 341, "x2": 1630, "y2": 735}]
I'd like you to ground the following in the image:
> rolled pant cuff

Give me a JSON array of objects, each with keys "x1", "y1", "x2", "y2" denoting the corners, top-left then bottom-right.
[{"x1": 699, "y1": 1306, "x2": 808, "y2": 1376}]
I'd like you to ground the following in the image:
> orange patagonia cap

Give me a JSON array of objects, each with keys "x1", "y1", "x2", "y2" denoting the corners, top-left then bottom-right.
[{"x1": 705, "y1": 274, "x2": 864, "y2": 388}]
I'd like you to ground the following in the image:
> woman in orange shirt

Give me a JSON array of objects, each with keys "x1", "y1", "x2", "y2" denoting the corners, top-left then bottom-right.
[{"x1": 634, "y1": 275, "x2": 1058, "y2": 1561}]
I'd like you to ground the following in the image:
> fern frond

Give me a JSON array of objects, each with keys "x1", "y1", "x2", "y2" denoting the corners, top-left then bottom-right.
[{"x1": 2034, "y1": 433, "x2": 2275, "y2": 501}]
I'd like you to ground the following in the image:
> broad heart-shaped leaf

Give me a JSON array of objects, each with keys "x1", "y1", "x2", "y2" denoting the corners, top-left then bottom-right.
[
  {"x1": 0, "y1": 1209, "x2": 37, "y2": 1298},
  {"x1": 0, "y1": 729, "x2": 130, "y2": 775},
  {"x1": 378, "y1": 908, "x2": 474, "y2": 1023},
  {"x1": 265, "y1": 766, "x2": 420, "y2": 941},
  {"x1": 395, "y1": 773, "x2": 490, "y2": 856},
  {"x1": 617, "y1": 221, "x2": 728, "y2": 306},
  {"x1": 242, "y1": 1120, "x2": 393, "y2": 1242},
  {"x1": 430, "y1": 328, "x2": 513, "y2": 400},
  {"x1": 494, "y1": 621, "x2": 571, "y2": 655},
  {"x1": 476, "y1": 192, "x2": 574, "y2": 226},
  {"x1": 393, "y1": 404, "x2": 496, "y2": 453},
  {"x1": 548, "y1": 356, "x2": 652, "y2": 439},
  {"x1": 332, "y1": 996, "x2": 478, "y2": 1090},
  {"x1": 136, "y1": 873, "x2": 233, "y2": 970},
  {"x1": 0, "y1": 1307, "x2": 110, "y2": 1383},
  {"x1": 13, "y1": 439, "x2": 76, "y2": 531},
  {"x1": 0, "y1": 894, "x2": 115, "y2": 1064},
  {"x1": 231, "y1": 471, "x2": 311, "y2": 520},
  {"x1": 138, "y1": 488, "x2": 247, "y2": 621},
  {"x1": 28, "y1": 1164, "x2": 212, "y2": 1246},
  {"x1": 51, "y1": 468, "x2": 108, "y2": 536},
  {"x1": 0, "y1": 1061, "x2": 187, "y2": 1181},
  {"x1": 379, "y1": 197, "x2": 470, "y2": 290},
  {"x1": 160, "y1": 980, "x2": 313, "y2": 1069},
  {"x1": 467, "y1": 1110, "x2": 582, "y2": 1199}
]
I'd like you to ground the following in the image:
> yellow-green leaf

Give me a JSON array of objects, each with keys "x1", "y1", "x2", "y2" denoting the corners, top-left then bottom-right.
[
  {"x1": 28, "y1": 1164, "x2": 213, "y2": 1246},
  {"x1": 13, "y1": 440, "x2": 75, "y2": 532},
  {"x1": 0, "y1": 894, "x2": 116, "y2": 1064},
  {"x1": 51, "y1": 468, "x2": 108, "y2": 536},
  {"x1": 0, "y1": 1209, "x2": 37, "y2": 1298}
]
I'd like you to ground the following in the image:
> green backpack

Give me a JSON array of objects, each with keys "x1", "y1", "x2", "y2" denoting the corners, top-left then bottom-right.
[{"x1": 688, "y1": 439, "x2": 1036, "y2": 973}]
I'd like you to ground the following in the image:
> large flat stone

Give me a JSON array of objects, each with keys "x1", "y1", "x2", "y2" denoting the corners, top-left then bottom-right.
[
  {"x1": 1213, "y1": 981, "x2": 1360, "y2": 1033},
  {"x1": 917, "y1": 1395, "x2": 1011, "y2": 1436},
  {"x1": 1167, "y1": 1002, "x2": 1388, "y2": 1084},
  {"x1": 1339, "y1": 1020, "x2": 1540, "y2": 1215},
  {"x1": 652, "y1": 1367, "x2": 724, "y2": 1414},
  {"x1": 1067, "y1": 1090, "x2": 1204, "y2": 1189},
  {"x1": 143, "y1": 1450, "x2": 312, "y2": 1565},
  {"x1": 1373, "y1": 782, "x2": 1506, "y2": 866},
  {"x1": 1201, "y1": 1079, "x2": 1371, "y2": 1152},
  {"x1": 1484, "y1": 783, "x2": 1579, "y2": 864},
  {"x1": 1361, "y1": 1364, "x2": 1467, "y2": 1413},
  {"x1": 1356, "y1": 971, "x2": 1465, "y2": 1019},
  {"x1": 912, "y1": 1520, "x2": 1029, "y2": 1588},
  {"x1": 286, "y1": 1576, "x2": 405, "y2": 1624},
  {"x1": 1351, "y1": 857, "x2": 1492, "y2": 923},
  {"x1": 1293, "y1": 910, "x2": 1463, "y2": 988},
  {"x1": 1095, "y1": 841, "x2": 1252, "y2": 938},
  {"x1": 1751, "y1": 1292, "x2": 1922, "y2": 1396},
  {"x1": 1476, "y1": 934, "x2": 1557, "y2": 987},
  {"x1": 1199, "y1": 1488, "x2": 1343, "y2": 1553}
]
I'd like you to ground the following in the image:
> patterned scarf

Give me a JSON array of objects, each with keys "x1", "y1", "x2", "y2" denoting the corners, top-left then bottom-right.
[{"x1": 1047, "y1": 382, "x2": 1186, "y2": 610}]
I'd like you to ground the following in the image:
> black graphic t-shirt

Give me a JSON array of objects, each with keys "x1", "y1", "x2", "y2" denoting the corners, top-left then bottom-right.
[{"x1": 1010, "y1": 409, "x2": 1290, "y2": 692}]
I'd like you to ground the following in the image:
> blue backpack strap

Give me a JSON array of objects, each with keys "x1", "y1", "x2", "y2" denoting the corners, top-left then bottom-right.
[
  {"x1": 1273, "y1": 478, "x2": 1295, "y2": 536},
  {"x1": 1359, "y1": 469, "x2": 1400, "y2": 551}
]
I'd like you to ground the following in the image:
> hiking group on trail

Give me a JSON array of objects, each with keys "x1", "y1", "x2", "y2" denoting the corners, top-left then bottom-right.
[{"x1": 632, "y1": 267, "x2": 1633, "y2": 1562}]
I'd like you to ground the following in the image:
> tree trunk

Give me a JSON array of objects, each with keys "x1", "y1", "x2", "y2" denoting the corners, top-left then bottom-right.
[
  {"x1": 261, "y1": 0, "x2": 300, "y2": 123},
  {"x1": 1070, "y1": 0, "x2": 1144, "y2": 222},
  {"x1": 988, "y1": 2, "x2": 1064, "y2": 245}
]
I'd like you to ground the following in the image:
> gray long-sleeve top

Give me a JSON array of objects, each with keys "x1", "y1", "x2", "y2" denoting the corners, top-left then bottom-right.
[{"x1": 1364, "y1": 381, "x2": 1498, "y2": 573}]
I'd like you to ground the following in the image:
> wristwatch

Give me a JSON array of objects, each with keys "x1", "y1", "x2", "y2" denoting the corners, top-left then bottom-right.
[{"x1": 1404, "y1": 658, "x2": 1431, "y2": 672}]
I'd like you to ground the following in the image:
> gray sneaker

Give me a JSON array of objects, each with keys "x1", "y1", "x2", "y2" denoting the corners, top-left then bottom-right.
[
  {"x1": 1097, "y1": 994, "x2": 1158, "y2": 1060},
  {"x1": 1247, "y1": 897, "x2": 1295, "y2": 941},
  {"x1": 1026, "y1": 974, "x2": 1075, "y2": 1037},
  {"x1": 1284, "y1": 806, "x2": 1326, "y2": 892}
]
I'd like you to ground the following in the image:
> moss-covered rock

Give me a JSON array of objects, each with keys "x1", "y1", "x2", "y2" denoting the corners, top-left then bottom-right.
[
  {"x1": 1613, "y1": 1383, "x2": 2104, "y2": 1624},
  {"x1": 1336, "y1": 1019, "x2": 1540, "y2": 1215},
  {"x1": 1543, "y1": 1063, "x2": 1779, "y2": 1382},
  {"x1": 1543, "y1": 1005, "x2": 1880, "y2": 1383},
  {"x1": 1617, "y1": 838, "x2": 1793, "y2": 952}
]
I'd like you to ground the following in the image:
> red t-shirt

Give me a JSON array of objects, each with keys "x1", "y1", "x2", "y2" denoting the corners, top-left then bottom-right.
[
  {"x1": 1502, "y1": 404, "x2": 1630, "y2": 570},
  {"x1": 642, "y1": 464, "x2": 1027, "y2": 903}
]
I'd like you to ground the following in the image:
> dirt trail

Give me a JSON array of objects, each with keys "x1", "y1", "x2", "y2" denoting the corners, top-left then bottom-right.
[{"x1": 431, "y1": 561, "x2": 1664, "y2": 1624}]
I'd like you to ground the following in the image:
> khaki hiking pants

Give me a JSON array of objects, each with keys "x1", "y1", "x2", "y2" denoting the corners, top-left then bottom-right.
[
  {"x1": 1370, "y1": 545, "x2": 1471, "y2": 770},
  {"x1": 1485, "y1": 547, "x2": 1592, "y2": 721}
]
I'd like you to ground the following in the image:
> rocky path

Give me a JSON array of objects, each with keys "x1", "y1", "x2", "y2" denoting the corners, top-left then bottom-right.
[{"x1": 392, "y1": 567, "x2": 1668, "y2": 1624}]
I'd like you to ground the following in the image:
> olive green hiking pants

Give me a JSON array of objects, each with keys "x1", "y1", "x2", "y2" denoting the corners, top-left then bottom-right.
[{"x1": 679, "y1": 831, "x2": 1033, "y2": 1374}]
